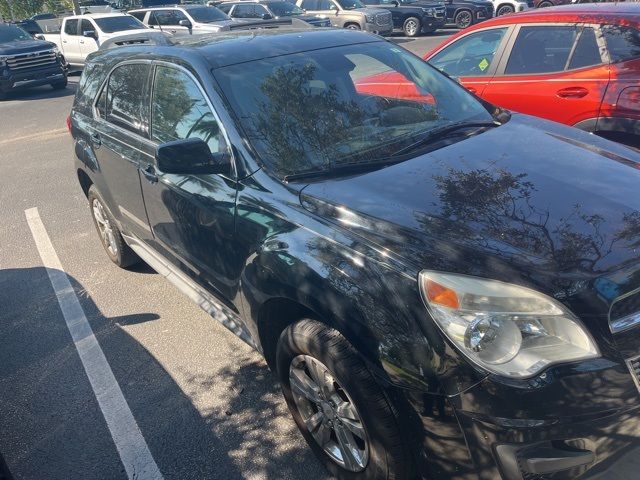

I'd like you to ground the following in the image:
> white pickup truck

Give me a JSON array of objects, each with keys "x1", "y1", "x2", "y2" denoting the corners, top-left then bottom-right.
[{"x1": 39, "y1": 13, "x2": 150, "y2": 68}]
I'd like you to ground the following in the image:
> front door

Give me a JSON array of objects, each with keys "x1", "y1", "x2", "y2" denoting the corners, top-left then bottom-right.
[
  {"x1": 138, "y1": 64, "x2": 241, "y2": 306},
  {"x1": 79, "y1": 18, "x2": 99, "y2": 59},
  {"x1": 428, "y1": 26, "x2": 511, "y2": 96},
  {"x1": 482, "y1": 24, "x2": 610, "y2": 126},
  {"x1": 92, "y1": 62, "x2": 153, "y2": 239}
]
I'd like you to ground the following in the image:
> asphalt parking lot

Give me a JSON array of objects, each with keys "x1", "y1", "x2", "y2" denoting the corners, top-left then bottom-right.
[{"x1": 0, "y1": 32, "x2": 454, "y2": 480}]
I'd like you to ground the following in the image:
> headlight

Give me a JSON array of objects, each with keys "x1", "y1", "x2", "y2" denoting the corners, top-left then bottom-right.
[
  {"x1": 422, "y1": 7, "x2": 436, "y2": 15},
  {"x1": 419, "y1": 271, "x2": 599, "y2": 378},
  {"x1": 52, "y1": 45, "x2": 59, "y2": 54},
  {"x1": 365, "y1": 14, "x2": 375, "y2": 23},
  {"x1": 0, "y1": 56, "x2": 7, "y2": 67}
]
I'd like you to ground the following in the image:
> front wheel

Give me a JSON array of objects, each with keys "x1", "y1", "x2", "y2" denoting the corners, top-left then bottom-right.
[
  {"x1": 345, "y1": 23, "x2": 361, "y2": 30},
  {"x1": 51, "y1": 77, "x2": 68, "y2": 90},
  {"x1": 496, "y1": 4, "x2": 515, "y2": 15},
  {"x1": 454, "y1": 9, "x2": 473, "y2": 29},
  {"x1": 276, "y1": 319, "x2": 414, "y2": 480},
  {"x1": 403, "y1": 17, "x2": 421, "y2": 37},
  {"x1": 538, "y1": 1, "x2": 552, "y2": 7}
]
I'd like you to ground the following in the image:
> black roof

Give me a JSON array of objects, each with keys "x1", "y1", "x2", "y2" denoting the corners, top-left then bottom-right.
[{"x1": 89, "y1": 28, "x2": 382, "y2": 69}]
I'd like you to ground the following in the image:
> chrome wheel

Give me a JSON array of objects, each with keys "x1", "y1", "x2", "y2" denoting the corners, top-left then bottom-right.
[
  {"x1": 289, "y1": 355, "x2": 369, "y2": 472},
  {"x1": 346, "y1": 24, "x2": 360, "y2": 30},
  {"x1": 455, "y1": 11, "x2": 472, "y2": 28},
  {"x1": 92, "y1": 198, "x2": 118, "y2": 256},
  {"x1": 404, "y1": 19, "x2": 419, "y2": 36}
]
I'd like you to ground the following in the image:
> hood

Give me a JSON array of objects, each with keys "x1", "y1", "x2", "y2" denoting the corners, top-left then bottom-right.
[
  {"x1": 300, "y1": 114, "x2": 640, "y2": 311},
  {"x1": 0, "y1": 38, "x2": 57, "y2": 56}
]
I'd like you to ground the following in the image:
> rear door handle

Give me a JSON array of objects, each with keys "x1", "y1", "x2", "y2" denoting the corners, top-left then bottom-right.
[
  {"x1": 466, "y1": 86, "x2": 477, "y2": 94},
  {"x1": 141, "y1": 164, "x2": 158, "y2": 184},
  {"x1": 557, "y1": 86, "x2": 588, "y2": 98},
  {"x1": 90, "y1": 132, "x2": 101, "y2": 146}
]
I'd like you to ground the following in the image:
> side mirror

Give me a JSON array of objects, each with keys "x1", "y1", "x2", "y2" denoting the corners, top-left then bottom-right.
[
  {"x1": 34, "y1": 33, "x2": 45, "y2": 40},
  {"x1": 155, "y1": 138, "x2": 231, "y2": 175},
  {"x1": 392, "y1": 0, "x2": 400, "y2": 5},
  {"x1": 261, "y1": 13, "x2": 273, "y2": 19},
  {"x1": 178, "y1": 19, "x2": 192, "y2": 28},
  {"x1": 83, "y1": 30, "x2": 97, "y2": 39}
]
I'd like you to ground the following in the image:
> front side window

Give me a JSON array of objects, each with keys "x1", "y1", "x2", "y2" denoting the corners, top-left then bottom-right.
[
  {"x1": 186, "y1": 6, "x2": 229, "y2": 22},
  {"x1": 80, "y1": 19, "x2": 94, "y2": 34},
  {"x1": 602, "y1": 25, "x2": 640, "y2": 63},
  {"x1": 430, "y1": 28, "x2": 507, "y2": 77},
  {"x1": 214, "y1": 41, "x2": 494, "y2": 177},
  {"x1": 148, "y1": 10, "x2": 187, "y2": 26},
  {"x1": 102, "y1": 63, "x2": 150, "y2": 133},
  {"x1": 64, "y1": 19, "x2": 79, "y2": 35},
  {"x1": 505, "y1": 25, "x2": 579, "y2": 75},
  {"x1": 337, "y1": 0, "x2": 364, "y2": 8},
  {"x1": 152, "y1": 66, "x2": 227, "y2": 155},
  {"x1": 300, "y1": 0, "x2": 319, "y2": 10},
  {"x1": 94, "y1": 15, "x2": 146, "y2": 33},
  {"x1": 267, "y1": 2, "x2": 305, "y2": 16},
  {"x1": 130, "y1": 11, "x2": 147, "y2": 21},
  {"x1": 233, "y1": 4, "x2": 258, "y2": 17}
]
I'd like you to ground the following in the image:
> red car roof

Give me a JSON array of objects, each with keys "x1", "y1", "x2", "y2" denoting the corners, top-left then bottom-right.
[{"x1": 424, "y1": 3, "x2": 640, "y2": 59}]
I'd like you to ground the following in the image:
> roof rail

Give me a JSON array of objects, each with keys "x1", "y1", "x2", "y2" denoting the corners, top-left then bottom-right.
[{"x1": 99, "y1": 31, "x2": 174, "y2": 49}]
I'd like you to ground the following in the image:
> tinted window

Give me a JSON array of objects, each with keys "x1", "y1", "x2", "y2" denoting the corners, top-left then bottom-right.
[
  {"x1": 64, "y1": 19, "x2": 79, "y2": 35},
  {"x1": 430, "y1": 28, "x2": 507, "y2": 77},
  {"x1": 505, "y1": 26, "x2": 579, "y2": 75},
  {"x1": 94, "y1": 16, "x2": 146, "y2": 33},
  {"x1": 104, "y1": 64, "x2": 150, "y2": 134},
  {"x1": 568, "y1": 27, "x2": 602, "y2": 69},
  {"x1": 318, "y1": 0, "x2": 335, "y2": 9},
  {"x1": 152, "y1": 66, "x2": 228, "y2": 154},
  {"x1": 337, "y1": 0, "x2": 364, "y2": 8},
  {"x1": 214, "y1": 42, "x2": 493, "y2": 177},
  {"x1": 602, "y1": 25, "x2": 640, "y2": 62},
  {"x1": 80, "y1": 19, "x2": 94, "y2": 34},
  {"x1": 186, "y1": 6, "x2": 229, "y2": 22},
  {"x1": 130, "y1": 11, "x2": 147, "y2": 21},
  {"x1": 300, "y1": 0, "x2": 319, "y2": 9},
  {"x1": 148, "y1": 9, "x2": 187, "y2": 26},
  {"x1": 218, "y1": 4, "x2": 232, "y2": 13},
  {"x1": 267, "y1": 2, "x2": 305, "y2": 15},
  {"x1": 233, "y1": 4, "x2": 258, "y2": 17}
]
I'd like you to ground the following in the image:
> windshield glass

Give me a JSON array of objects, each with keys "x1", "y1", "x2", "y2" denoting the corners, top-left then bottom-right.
[
  {"x1": 214, "y1": 41, "x2": 494, "y2": 178},
  {"x1": 0, "y1": 24, "x2": 32, "y2": 42},
  {"x1": 337, "y1": 0, "x2": 365, "y2": 9},
  {"x1": 187, "y1": 6, "x2": 229, "y2": 22},
  {"x1": 268, "y1": 2, "x2": 305, "y2": 16},
  {"x1": 94, "y1": 16, "x2": 146, "y2": 33}
]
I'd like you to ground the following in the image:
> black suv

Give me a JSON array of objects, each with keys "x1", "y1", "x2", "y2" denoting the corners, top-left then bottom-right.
[
  {"x1": 71, "y1": 28, "x2": 640, "y2": 480},
  {"x1": 0, "y1": 23, "x2": 67, "y2": 99},
  {"x1": 443, "y1": 0, "x2": 493, "y2": 28},
  {"x1": 361, "y1": 0, "x2": 446, "y2": 36}
]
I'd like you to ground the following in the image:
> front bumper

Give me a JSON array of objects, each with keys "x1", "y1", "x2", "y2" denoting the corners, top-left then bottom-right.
[
  {"x1": 364, "y1": 21, "x2": 393, "y2": 35},
  {"x1": 0, "y1": 62, "x2": 67, "y2": 93},
  {"x1": 422, "y1": 15, "x2": 447, "y2": 31}
]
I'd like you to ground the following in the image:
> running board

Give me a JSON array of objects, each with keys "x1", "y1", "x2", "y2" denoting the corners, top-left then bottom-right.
[{"x1": 122, "y1": 234, "x2": 256, "y2": 349}]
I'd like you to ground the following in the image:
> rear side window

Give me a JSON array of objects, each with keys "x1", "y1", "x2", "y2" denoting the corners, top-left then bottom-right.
[
  {"x1": 130, "y1": 11, "x2": 147, "y2": 21},
  {"x1": 98, "y1": 63, "x2": 150, "y2": 134},
  {"x1": 218, "y1": 4, "x2": 232, "y2": 13},
  {"x1": 64, "y1": 19, "x2": 79, "y2": 35},
  {"x1": 602, "y1": 25, "x2": 640, "y2": 62},
  {"x1": 233, "y1": 4, "x2": 258, "y2": 17},
  {"x1": 505, "y1": 26, "x2": 580, "y2": 74},
  {"x1": 300, "y1": 0, "x2": 319, "y2": 9},
  {"x1": 568, "y1": 27, "x2": 602, "y2": 69},
  {"x1": 148, "y1": 9, "x2": 188, "y2": 26},
  {"x1": 151, "y1": 66, "x2": 228, "y2": 154},
  {"x1": 430, "y1": 28, "x2": 508, "y2": 77}
]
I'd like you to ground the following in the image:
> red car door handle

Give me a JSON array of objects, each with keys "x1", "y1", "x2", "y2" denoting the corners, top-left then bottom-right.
[
  {"x1": 557, "y1": 87, "x2": 588, "y2": 98},
  {"x1": 466, "y1": 86, "x2": 477, "y2": 94}
]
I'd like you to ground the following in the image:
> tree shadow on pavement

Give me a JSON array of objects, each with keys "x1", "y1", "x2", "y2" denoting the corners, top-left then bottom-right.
[{"x1": 0, "y1": 267, "x2": 329, "y2": 480}]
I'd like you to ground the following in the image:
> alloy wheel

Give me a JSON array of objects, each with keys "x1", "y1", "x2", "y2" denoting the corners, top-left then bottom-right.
[
  {"x1": 92, "y1": 198, "x2": 118, "y2": 257},
  {"x1": 405, "y1": 19, "x2": 418, "y2": 36},
  {"x1": 289, "y1": 355, "x2": 369, "y2": 472},
  {"x1": 496, "y1": 5, "x2": 514, "y2": 15},
  {"x1": 456, "y1": 11, "x2": 472, "y2": 28}
]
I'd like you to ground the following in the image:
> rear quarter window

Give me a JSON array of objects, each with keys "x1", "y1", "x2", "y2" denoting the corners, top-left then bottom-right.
[
  {"x1": 75, "y1": 63, "x2": 106, "y2": 115},
  {"x1": 602, "y1": 25, "x2": 640, "y2": 62}
]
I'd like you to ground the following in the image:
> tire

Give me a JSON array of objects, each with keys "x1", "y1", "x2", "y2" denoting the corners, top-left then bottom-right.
[
  {"x1": 0, "y1": 90, "x2": 6, "y2": 101},
  {"x1": 496, "y1": 4, "x2": 515, "y2": 15},
  {"x1": 88, "y1": 185, "x2": 140, "y2": 268},
  {"x1": 402, "y1": 16, "x2": 421, "y2": 37},
  {"x1": 538, "y1": 1, "x2": 552, "y2": 7},
  {"x1": 454, "y1": 9, "x2": 473, "y2": 29},
  {"x1": 345, "y1": 23, "x2": 361, "y2": 30},
  {"x1": 276, "y1": 319, "x2": 414, "y2": 480},
  {"x1": 51, "y1": 77, "x2": 68, "y2": 90}
]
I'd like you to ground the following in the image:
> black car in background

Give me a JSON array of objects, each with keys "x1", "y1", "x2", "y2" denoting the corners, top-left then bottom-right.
[
  {"x1": 218, "y1": 0, "x2": 332, "y2": 26},
  {"x1": 0, "y1": 23, "x2": 67, "y2": 99},
  {"x1": 361, "y1": 0, "x2": 446, "y2": 36},
  {"x1": 443, "y1": 0, "x2": 493, "y2": 28},
  {"x1": 70, "y1": 27, "x2": 640, "y2": 480}
]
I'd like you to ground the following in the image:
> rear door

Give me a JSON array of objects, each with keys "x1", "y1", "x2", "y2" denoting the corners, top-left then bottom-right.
[
  {"x1": 91, "y1": 62, "x2": 153, "y2": 240},
  {"x1": 61, "y1": 18, "x2": 82, "y2": 65},
  {"x1": 138, "y1": 63, "x2": 241, "y2": 305},
  {"x1": 482, "y1": 24, "x2": 610, "y2": 126},
  {"x1": 428, "y1": 26, "x2": 512, "y2": 96}
]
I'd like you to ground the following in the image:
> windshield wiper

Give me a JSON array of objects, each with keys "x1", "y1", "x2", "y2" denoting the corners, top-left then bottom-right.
[
  {"x1": 283, "y1": 157, "x2": 406, "y2": 183},
  {"x1": 391, "y1": 120, "x2": 500, "y2": 157}
]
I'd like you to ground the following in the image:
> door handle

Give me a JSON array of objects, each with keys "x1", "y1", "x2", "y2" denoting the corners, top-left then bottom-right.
[
  {"x1": 141, "y1": 164, "x2": 158, "y2": 184},
  {"x1": 557, "y1": 86, "x2": 588, "y2": 98},
  {"x1": 466, "y1": 86, "x2": 477, "y2": 94},
  {"x1": 80, "y1": 40, "x2": 84, "y2": 44},
  {"x1": 90, "y1": 132, "x2": 101, "y2": 146}
]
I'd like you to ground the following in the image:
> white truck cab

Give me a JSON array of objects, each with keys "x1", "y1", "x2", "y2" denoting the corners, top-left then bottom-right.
[{"x1": 41, "y1": 13, "x2": 149, "y2": 67}]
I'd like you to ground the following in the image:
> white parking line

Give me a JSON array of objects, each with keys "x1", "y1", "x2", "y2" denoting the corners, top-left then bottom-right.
[{"x1": 25, "y1": 207, "x2": 163, "y2": 480}]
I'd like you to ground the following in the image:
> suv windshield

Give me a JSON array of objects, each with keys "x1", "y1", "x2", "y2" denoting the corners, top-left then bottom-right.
[
  {"x1": 94, "y1": 16, "x2": 146, "y2": 33},
  {"x1": 214, "y1": 41, "x2": 495, "y2": 178},
  {"x1": 337, "y1": 0, "x2": 365, "y2": 9},
  {"x1": 186, "y1": 6, "x2": 229, "y2": 22},
  {"x1": 0, "y1": 24, "x2": 32, "y2": 42},
  {"x1": 267, "y1": 2, "x2": 305, "y2": 16}
]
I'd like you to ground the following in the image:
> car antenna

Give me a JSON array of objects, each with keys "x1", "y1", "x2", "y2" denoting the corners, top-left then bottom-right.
[{"x1": 152, "y1": 10, "x2": 164, "y2": 33}]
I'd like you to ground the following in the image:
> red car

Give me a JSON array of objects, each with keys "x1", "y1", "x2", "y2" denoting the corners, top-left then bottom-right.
[{"x1": 424, "y1": 3, "x2": 640, "y2": 147}]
